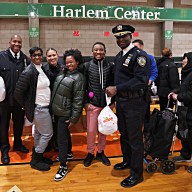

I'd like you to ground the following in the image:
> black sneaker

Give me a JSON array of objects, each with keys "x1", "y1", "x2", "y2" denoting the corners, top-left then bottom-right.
[
  {"x1": 83, "y1": 153, "x2": 94, "y2": 167},
  {"x1": 96, "y1": 151, "x2": 111, "y2": 166},
  {"x1": 54, "y1": 166, "x2": 68, "y2": 182},
  {"x1": 187, "y1": 166, "x2": 192, "y2": 174},
  {"x1": 172, "y1": 155, "x2": 190, "y2": 162}
]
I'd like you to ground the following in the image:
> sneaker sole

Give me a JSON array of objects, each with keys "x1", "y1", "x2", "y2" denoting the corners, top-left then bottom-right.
[{"x1": 54, "y1": 171, "x2": 68, "y2": 182}]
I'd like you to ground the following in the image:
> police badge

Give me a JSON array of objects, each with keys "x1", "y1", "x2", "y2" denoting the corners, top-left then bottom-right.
[
  {"x1": 137, "y1": 56, "x2": 146, "y2": 67},
  {"x1": 117, "y1": 25, "x2": 122, "y2": 31},
  {"x1": 123, "y1": 54, "x2": 133, "y2": 67}
]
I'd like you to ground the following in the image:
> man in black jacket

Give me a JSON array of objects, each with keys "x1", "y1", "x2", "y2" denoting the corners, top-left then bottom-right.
[{"x1": 0, "y1": 35, "x2": 30, "y2": 164}]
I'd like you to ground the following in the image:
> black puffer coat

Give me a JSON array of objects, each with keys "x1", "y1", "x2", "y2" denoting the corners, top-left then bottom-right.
[
  {"x1": 42, "y1": 62, "x2": 64, "y2": 91},
  {"x1": 14, "y1": 63, "x2": 46, "y2": 122},
  {"x1": 84, "y1": 58, "x2": 115, "y2": 107},
  {"x1": 156, "y1": 56, "x2": 180, "y2": 97},
  {"x1": 51, "y1": 68, "x2": 85, "y2": 124},
  {"x1": 177, "y1": 52, "x2": 192, "y2": 107}
]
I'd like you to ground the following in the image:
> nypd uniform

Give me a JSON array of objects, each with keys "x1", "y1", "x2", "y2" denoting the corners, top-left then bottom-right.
[{"x1": 112, "y1": 24, "x2": 150, "y2": 184}]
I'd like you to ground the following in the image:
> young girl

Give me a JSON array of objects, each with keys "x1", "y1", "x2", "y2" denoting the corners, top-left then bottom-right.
[
  {"x1": 51, "y1": 49, "x2": 85, "y2": 181},
  {"x1": 83, "y1": 42, "x2": 115, "y2": 167}
]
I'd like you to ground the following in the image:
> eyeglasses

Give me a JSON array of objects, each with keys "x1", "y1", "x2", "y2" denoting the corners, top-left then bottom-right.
[{"x1": 31, "y1": 53, "x2": 42, "y2": 57}]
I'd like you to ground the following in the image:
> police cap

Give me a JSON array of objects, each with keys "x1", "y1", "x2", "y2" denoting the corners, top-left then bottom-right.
[{"x1": 112, "y1": 24, "x2": 135, "y2": 37}]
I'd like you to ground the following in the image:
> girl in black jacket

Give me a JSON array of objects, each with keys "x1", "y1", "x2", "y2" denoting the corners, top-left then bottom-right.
[
  {"x1": 51, "y1": 49, "x2": 85, "y2": 182},
  {"x1": 83, "y1": 42, "x2": 115, "y2": 167},
  {"x1": 168, "y1": 52, "x2": 192, "y2": 174}
]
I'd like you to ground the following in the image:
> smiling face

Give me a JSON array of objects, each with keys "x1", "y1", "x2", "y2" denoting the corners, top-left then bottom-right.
[
  {"x1": 65, "y1": 55, "x2": 79, "y2": 72},
  {"x1": 92, "y1": 43, "x2": 106, "y2": 60},
  {"x1": 9, "y1": 35, "x2": 22, "y2": 53},
  {"x1": 46, "y1": 49, "x2": 58, "y2": 66},
  {"x1": 31, "y1": 50, "x2": 43, "y2": 65},
  {"x1": 116, "y1": 34, "x2": 132, "y2": 50}
]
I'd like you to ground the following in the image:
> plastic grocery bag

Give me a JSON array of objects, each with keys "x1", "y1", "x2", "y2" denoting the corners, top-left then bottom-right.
[
  {"x1": 151, "y1": 82, "x2": 157, "y2": 96},
  {"x1": 98, "y1": 95, "x2": 118, "y2": 135},
  {"x1": 0, "y1": 76, "x2": 6, "y2": 102}
]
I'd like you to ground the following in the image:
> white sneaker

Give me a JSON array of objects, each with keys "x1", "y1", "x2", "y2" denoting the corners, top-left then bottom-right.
[{"x1": 54, "y1": 166, "x2": 68, "y2": 182}]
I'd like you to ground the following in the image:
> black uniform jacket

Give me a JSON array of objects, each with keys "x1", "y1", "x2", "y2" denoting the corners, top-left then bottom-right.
[
  {"x1": 114, "y1": 46, "x2": 150, "y2": 93},
  {"x1": 0, "y1": 49, "x2": 30, "y2": 106}
]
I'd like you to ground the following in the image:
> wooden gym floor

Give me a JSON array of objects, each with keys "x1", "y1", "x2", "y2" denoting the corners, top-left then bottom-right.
[
  {"x1": 0, "y1": 155, "x2": 192, "y2": 192},
  {"x1": 1, "y1": 103, "x2": 191, "y2": 191}
]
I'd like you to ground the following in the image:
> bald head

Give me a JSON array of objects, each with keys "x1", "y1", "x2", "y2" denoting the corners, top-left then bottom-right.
[{"x1": 10, "y1": 34, "x2": 22, "y2": 41}]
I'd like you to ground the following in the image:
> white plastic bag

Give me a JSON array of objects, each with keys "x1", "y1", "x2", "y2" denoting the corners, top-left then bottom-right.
[
  {"x1": 151, "y1": 82, "x2": 157, "y2": 96},
  {"x1": 98, "y1": 95, "x2": 118, "y2": 135},
  {"x1": 0, "y1": 76, "x2": 6, "y2": 102}
]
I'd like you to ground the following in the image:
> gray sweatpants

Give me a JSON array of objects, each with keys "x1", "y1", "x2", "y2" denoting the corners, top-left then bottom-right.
[{"x1": 33, "y1": 105, "x2": 53, "y2": 153}]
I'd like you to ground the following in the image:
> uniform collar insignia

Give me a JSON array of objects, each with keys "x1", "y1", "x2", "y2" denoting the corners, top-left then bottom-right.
[{"x1": 117, "y1": 25, "x2": 122, "y2": 31}]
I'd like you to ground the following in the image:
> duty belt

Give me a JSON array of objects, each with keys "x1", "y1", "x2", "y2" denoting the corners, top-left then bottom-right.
[{"x1": 118, "y1": 88, "x2": 146, "y2": 99}]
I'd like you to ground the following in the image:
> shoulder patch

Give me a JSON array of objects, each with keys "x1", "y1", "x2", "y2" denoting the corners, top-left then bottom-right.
[{"x1": 137, "y1": 56, "x2": 146, "y2": 67}]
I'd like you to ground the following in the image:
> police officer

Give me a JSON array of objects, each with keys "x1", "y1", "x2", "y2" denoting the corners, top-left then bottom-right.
[{"x1": 106, "y1": 24, "x2": 150, "y2": 188}]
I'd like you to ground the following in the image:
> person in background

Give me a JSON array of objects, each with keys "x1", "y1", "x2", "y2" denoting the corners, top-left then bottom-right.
[
  {"x1": 156, "y1": 48, "x2": 180, "y2": 111},
  {"x1": 43, "y1": 48, "x2": 73, "y2": 160},
  {"x1": 0, "y1": 35, "x2": 30, "y2": 165},
  {"x1": 106, "y1": 24, "x2": 150, "y2": 188},
  {"x1": 43, "y1": 48, "x2": 64, "y2": 91},
  {"x1": 168, "y1": 52, "x2": 192, "y2": 174},
  {"x1": 132, "y1": 39, "x2": 158, "y2": 139},
  {"x1": 14, "y1": 47, "x2": 53, "y2": 171},
  {"x1": 83, "y1": 42, "x2": 115, "y2": 167},
  {"x1": 51, "y1": 49, "x2": 85, "y2": 182}
]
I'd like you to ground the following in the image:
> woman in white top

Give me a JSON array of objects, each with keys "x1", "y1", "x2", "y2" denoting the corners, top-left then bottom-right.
[{"x1": 14, "y1": 47, "x2": 53, "y2": 171}]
